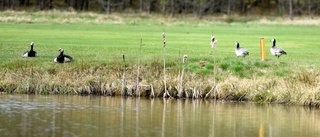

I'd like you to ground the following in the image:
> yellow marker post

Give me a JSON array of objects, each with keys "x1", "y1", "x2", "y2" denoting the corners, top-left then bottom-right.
[{"x1": 260, "y1": 38, "x2": 266, "y2": 61}]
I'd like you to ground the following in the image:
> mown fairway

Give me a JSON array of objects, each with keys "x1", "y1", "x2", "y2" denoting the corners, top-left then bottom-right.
[
  {"x1": 1, "y1": 21, "x2": 320, "y2": 70},
  {"x1": 1, "y1": 20, "x2": 320, "y2": 80}
]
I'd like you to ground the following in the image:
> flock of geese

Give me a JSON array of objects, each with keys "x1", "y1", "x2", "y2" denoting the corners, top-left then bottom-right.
[
  {"x1": 21, "y1": 38, "x2": 287, "y2": 63},
  {"x1": 22, "y1": 42, "x2": 73, "y2": 63},
  {"x1": 235, "y1": 38, "x2": 287, "y2": 58}
]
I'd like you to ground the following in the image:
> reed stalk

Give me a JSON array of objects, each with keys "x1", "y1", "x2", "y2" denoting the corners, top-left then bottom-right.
[
  {"x1": 162, "y1": 31, "x2": 171, "y2": 98},
  {"x1": 179, "y1": 55, "x2": 188, "y2": 98},
  {"x1": 193, "y1": 87, "x2": 198, "y2": 99},
  {"x1": 205, "y1": 35, "x2": 218, "y2": 99},
  {"x1": 177, "y1": 50, "x2": 182, "y2": 98},
  {"x1": 135, "y1": 38, "x2": 142, "y2": 96},
  {"x1": 150, "y1": 84, "x2": 155, "y2": 98},
  {"x1": 121, "y1": 51, "x2": 126, "y2": 96}
]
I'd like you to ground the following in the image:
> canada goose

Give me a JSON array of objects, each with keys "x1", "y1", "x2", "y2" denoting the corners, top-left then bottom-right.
[
  {"x1": 270, "y1": 38, "x2": 287, "y2": 58},
  {"x1": 235, "y1": 42, "x2": 249, "y2": 57},
  {"x1": 54, "y1": 48, "x2": 73, "y2": 63},
  {"x1": 22, "y1": 42, "x2": 37, "y2": 57}
]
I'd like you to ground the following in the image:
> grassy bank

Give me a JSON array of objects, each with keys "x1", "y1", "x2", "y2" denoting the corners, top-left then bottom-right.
[{"x1": 0, "y1": 11, "x2": 319, "y2": 107}]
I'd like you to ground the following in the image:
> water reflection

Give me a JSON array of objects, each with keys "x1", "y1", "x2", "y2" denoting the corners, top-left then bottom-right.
[{"x1": 0, "y1": 95, "x2": 319, "y2": 137}]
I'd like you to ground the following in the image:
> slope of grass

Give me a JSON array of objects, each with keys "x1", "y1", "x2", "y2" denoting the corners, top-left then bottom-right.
[{"x1": 0, "y1": 11, "x2": 320, "y2": 107}]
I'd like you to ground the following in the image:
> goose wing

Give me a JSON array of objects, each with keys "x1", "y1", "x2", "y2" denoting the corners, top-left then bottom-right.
[
  {"x1": 239, "y1": 47, "x2": 248, "y2": 52},
  {"x1": 22, "y1": 51, "x2": 29, "y2": 57},
  {"x1": 236, "y1": 47, "x2": 249, "y2": 57},
  {"x1": 64, "y1": 54, "x2": 73, "y2": 60},
  {"x1": 273, "y1": 46, "x2": 287, "y2": 54},
  {"x1": 238, "y1": 48, "x2": 249, "y2": 54},
  {"x1": 63, "y1": 54, "x2": 73, "y2": 62}
]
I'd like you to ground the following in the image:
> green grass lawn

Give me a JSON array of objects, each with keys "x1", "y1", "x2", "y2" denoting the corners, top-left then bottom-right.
[
  {"x1": 1, "y1": 21, "x2": 319, "y2": 76},
  {"x1": 0, "y1": 12, "x2": 320, "y2": 106}
]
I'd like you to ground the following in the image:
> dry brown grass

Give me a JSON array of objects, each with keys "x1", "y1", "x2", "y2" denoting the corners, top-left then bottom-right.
[
  {"x1": 2, "y1": 53, "x2": 319, "y2": 104},
  {"x1": 1, "y1": 10, "x2": 319, "y2": 25},
  {"x1": 1, "y1": 61, "x2": 319, "y2": 107},
  {"x1": 0, "y1": 10, "x2": 125, "y2": 24},
  {"x1": 255, "y1": 17, "x2": 320, "y2": 26}
]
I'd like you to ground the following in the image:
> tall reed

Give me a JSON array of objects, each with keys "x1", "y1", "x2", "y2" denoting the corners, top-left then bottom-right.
[
  {"x1": 135, "y1": 38, "x2": 142, "y2": 96},
  {"x1": 205, "y1": 35, "x2": 218, "y2": 99},
  {"x1": 121, "y1": 51, "x2": 126, "y2": 96},
  {"x1": 177, "y1": 54, "x2": 188, "y2": 98},
  {"x1": 162, "y1": 31, "x2": 171, "y2": 98}
]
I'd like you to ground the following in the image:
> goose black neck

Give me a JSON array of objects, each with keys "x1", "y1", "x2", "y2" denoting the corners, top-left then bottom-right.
[
  {"x1": 272, "y1": 40, "x2": 276, "y2": 47},
  {"x1": 236, "y1": 43, "x2": 240, "y2": 48},
  {"x1": 60, "y1": 51, "x2": 64, "y2": 56},
  {"x1": 30, "y1": 45, "x2": 34, "y2": 51}
]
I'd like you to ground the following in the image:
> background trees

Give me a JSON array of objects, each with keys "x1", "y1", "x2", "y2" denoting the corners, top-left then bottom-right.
[{"x1": 1, "y1": 0, "x2": 319, "y2": 17}]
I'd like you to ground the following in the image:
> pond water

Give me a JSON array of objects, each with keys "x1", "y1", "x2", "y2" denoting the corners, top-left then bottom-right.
[{"x1": 0, "y1": 95, "x2": 319, "y2": 137}]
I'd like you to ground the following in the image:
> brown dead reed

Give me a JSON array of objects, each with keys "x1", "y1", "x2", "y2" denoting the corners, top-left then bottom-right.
[{"x1": 0, "y1": 60, "x2": 319, "y2": 107}]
